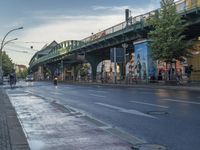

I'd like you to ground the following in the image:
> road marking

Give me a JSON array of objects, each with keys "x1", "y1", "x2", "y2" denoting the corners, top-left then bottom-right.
[
  {"x1": 95, "y1": 102, "x2": 156, "y2": 119},
  {"x1": 162, "y1": 98, "x2": 200, "y2": 105},
  {"x1": 133, "y1": 91, "x2": 153, "y2": 94},
  {"x1": 90, "y1": 94, "x2": 106, "y2": 98},
  {"x1": 88, "y1": 90, "x2": 108, "y2": 93},
  {"x1": 96, "y1": 86, "x2": 103, "y2": 88},
  {"x1": 129, "y1": 101, "x2": 169, "y2": 109},
  {"x1": 9, "y1": 93, "x2": 29, "y2": 96},
  {"x1": 53, "y1": 93, "x2": 62, "y2": 95}
]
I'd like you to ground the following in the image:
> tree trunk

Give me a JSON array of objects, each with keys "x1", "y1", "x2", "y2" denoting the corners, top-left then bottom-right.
[{"x1": 169, "y1": 62, "x2": 173, "y2": 80}]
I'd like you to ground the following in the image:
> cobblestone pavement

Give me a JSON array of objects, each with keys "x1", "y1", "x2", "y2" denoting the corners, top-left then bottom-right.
[
  {"x1": 0, "y1": 87, "x2": 30, "y2": 150},
  {"x1": 0, "y1": 109, "x2": 11, "y2": 150}
]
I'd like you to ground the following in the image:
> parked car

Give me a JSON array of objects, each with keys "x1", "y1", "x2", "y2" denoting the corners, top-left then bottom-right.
[{"x1": 26, "y1": 75, "x2": 34, "y2": 81}]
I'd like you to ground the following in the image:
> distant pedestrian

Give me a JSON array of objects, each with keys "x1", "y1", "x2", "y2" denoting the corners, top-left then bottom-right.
[
  {"x1": 158, "y1": 71, "x2": 162, "y2": 80},
  {"x1": 186, "y1": 65, "x2": 193, "y2": 78},
  {"x1": 168, "y1": 67, "x2": 175, "y2": 80},
  {"x1": 176, "y1": 69, "x2": 182, "y2": 85},
  {"x1": 186, "y1": 65, "x2": 193, "y2": 83},
  {"x1": 54, "y1": 76, "x2": 58, "y2": 86},
  {"x1": 9, "y1": 73, "x2": 16, "y2": 88}
]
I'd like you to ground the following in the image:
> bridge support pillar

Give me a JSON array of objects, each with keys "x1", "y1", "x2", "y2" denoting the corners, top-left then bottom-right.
[
  {"x1": 72, "y1": 65, "x2": 80, "y2": 81},
  {"x1": 46, "y1": 64, "x2": 58, "y2": 80},
  {"x1": 85, "y1": 54, "x2": 102, "y2": 82},
  {"x1": 119, "y1": 63, "x2": 124, "y2": 80},
  {"x1": 38, "y1": 66, "x2": 45, "y2": 80}
]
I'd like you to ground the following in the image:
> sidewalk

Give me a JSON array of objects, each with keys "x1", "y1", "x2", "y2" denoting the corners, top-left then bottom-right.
[
  {"x1": 0, "y1": 87, "x2": 30, "y2": 150},
  {"x1": 7, "y1": 86, "x2": 136, "y2": 150}
]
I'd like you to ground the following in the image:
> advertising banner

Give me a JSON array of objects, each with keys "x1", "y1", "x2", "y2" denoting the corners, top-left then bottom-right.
[{"x1": 134, "y1": 40, "x2": 156, "y2": 80}]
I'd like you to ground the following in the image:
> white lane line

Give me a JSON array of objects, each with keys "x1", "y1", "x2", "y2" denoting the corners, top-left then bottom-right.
[
  {"x1": 95, "y1": 102, "x2": 156, "y2": 119},
  {"x1": 53, "y1": 93, "x2": 62, "y2": 95},
  {"x1": 129, "y1": 101, "x2": 169, "y2": 109},
  {"x1": 162, "y1": 98, "x2": 200, "y2": 105},
  {"x1": 90, "y1": 94, "x2": 106, "y2": 98},
  {"x1": 135, "y1": 91, "x2": 153, "y2": 94},
  {"x1": 9, "y1": 93, "x2": 29, "y2": 96},
  {"x1": 88, "y1": 90, "x2": 108, "y2": 93}
]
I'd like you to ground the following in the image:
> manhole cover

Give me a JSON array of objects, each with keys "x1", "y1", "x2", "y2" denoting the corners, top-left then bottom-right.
[
  {"x1": 146, "y1": 111, "x2": 168, "y2": 115},
  {"x1": 131, "y1": 143, "x2": 167, "y2": 150}
]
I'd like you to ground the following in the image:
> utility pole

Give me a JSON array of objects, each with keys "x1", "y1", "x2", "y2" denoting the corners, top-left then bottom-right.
[
  {"x1": 61, "y1": 60, "x2": 64, "y2": 81},
  {"x1": 114, "y1": 48, "x2": 117, "y2": 84},
  {"x1": 122, "y1": 43, "x2": 128, "y2": 80}
]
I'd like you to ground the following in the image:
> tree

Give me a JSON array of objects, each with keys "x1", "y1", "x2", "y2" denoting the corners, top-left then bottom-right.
[
  {"x1": 80, "y1": 63, "x2": 89, "y2": 77},
  {"x1": 16, "y1": 68, "x2": 28, "y2": 79},
  {"x1": 148, "y1": 0, "x2": 192, "y2": 79},
  {"x1": 2, "y1": 51, "x2": 15, "y2": 76}
]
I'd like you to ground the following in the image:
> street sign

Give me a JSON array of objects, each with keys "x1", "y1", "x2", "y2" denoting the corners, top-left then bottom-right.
[{"x1": 110, "y1": 48, "x2": 124, "y2": 63}]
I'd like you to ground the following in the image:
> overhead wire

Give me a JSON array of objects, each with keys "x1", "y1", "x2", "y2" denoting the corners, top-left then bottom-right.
[
  {"x1": 16, "y1": 40, "x2": 50, "y2": 43},
  {"x1": 4, "y1": 48, "x2": 34, "y2": 54},
  {"x1": 4, "y1": 43, "x2": 39, "y2": 54}
]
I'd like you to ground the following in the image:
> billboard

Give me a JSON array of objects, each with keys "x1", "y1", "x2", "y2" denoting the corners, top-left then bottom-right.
[{"x1": 134, "y1": 40, "x2": 156, "y2": 80}]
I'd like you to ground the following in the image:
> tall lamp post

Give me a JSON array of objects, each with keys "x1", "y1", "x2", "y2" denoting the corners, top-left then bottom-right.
[
  {"x1": 0, "y1": 27, "x2": 23, "y2": 84},
  {"x1": 122, "y1": 43, "x2": 128, "y2": 80}
]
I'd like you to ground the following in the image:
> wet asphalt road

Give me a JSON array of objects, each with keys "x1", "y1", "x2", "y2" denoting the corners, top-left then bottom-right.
[{"x1": 8, "y1": 81, "x2": 200, "y2": 150}]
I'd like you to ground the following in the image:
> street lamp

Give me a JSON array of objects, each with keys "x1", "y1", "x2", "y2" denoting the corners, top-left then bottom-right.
[
  {"x1": 0, "y1": 27, "x2": 23, "y2": 84},
  {"x1": 3, "y1": 38, "x2": 18, "y2": 47},
  {"x1": 0, "y1": 38, "x2": 18, "y2": 69}
]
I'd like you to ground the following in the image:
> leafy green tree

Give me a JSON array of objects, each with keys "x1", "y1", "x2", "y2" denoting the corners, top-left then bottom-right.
[
  {"x1": 16, "y1": 68, "x2": 28, "y2": 79},
  {"x1": 80, "y1": 63, "x2": 89, "y2": 77},
  {"x1": 16, "y1": 70, "x2": 22, "y2": 78},
  {"x1": 148, "y1": 0, "x2": 192, "y2": 79},
  {"x1": 22, "y1": 68, "x2": 28, "y2": 78},
  {"x1": 2, "y1": 51, "x2": 14, "y2": 76}
]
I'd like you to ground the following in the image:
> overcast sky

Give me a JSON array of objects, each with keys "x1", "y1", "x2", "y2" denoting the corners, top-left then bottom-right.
[{"x1": 0, "y1": 0, "x2": 163, "y2": 66}]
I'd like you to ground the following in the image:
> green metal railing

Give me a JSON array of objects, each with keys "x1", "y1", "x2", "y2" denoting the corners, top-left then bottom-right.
[
  {"x1": 30, "y1": 0, "x2": 200, "y2": 68},
  {"x1": 70, "y1": 10, "x2": 155, "y2": 50},
  {"x1": 71, "y1": 0, "x2": 200, "y2": 51},
  {"x1": 30, "y1": 40, "x2": 83, "y2": 67}
]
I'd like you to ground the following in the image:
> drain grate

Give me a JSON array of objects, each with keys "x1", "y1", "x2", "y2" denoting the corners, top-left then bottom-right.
[
  {"x1": 131, "y1": 143, "x2": 167, "y2": 150},
  {"x1": 146, "y1": 111, "x2": 168, "y2": 115}
]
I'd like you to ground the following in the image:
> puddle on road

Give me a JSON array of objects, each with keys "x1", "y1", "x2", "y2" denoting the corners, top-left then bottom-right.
[
  {"x1": 9, "y1": 93, "x2": 30, "y2": 96},
  {"x1": 8, "y1": 94, "x2": 79, "y2": 150},
  {"x1": 28, "y1": 140, "x2": 45, "y2": 150}
]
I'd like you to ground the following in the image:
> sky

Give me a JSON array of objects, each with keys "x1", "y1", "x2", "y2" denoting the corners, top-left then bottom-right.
[{"x1": 0, "y1": 0, "x2": 163, "y2": 66}]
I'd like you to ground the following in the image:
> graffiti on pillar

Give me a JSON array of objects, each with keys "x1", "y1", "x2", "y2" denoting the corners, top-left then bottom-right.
[
  {"x1": 126, "y1": 53, "x2": 136, "y2": 82},
  {"x1": 134, "y1": 40, "x2": 157, "y2": 80},
  {"x1": 134, "y1": 48, "x2": 147, "y2": 80}
]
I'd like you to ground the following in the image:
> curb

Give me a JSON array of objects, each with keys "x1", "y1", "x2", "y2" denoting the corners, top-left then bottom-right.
[
  {"x1": 59, "y1": 81, "x2": 200, "y2": 92},
  {"x1": 0, "y1": 88, "x2": 30, "y2": 150}
]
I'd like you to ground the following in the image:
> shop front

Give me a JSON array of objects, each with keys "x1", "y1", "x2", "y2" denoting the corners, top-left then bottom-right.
[{"x1": 188, "y1": 40, "x2": 200, "y2": 81}]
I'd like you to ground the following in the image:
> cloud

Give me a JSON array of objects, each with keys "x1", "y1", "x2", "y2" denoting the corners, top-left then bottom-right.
[
  {"x1": 21, "y1": 3, "x2": 159, "y2": 47},
  {"x1": 16, "y1": 2, "x2": 159, "y2": 65},
  {"x1": 92, "y1": 5, "x2": 130, "y2": 11},
  {"x1": 20, "y1": 14, "x2": 124, "y2": 49},
  {"x1": 12, "y1": 14, "x2": 124, "y2": 65},
  {"x1": 92, "y1": 2, "x2": 159, "y2": 17}
]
